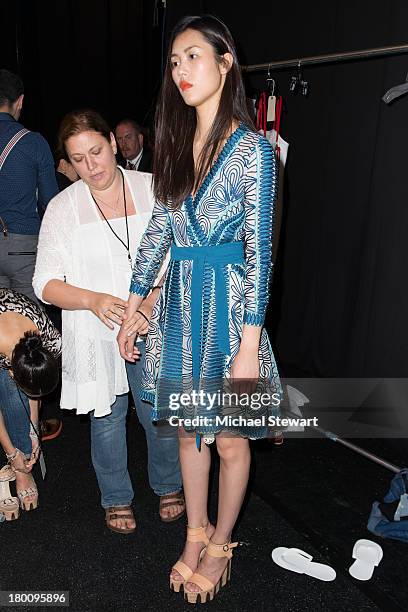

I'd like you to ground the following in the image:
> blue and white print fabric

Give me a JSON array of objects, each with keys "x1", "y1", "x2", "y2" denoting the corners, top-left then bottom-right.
[{"x1": 130, "y1": 123, "x2": 282, "y2": 436}]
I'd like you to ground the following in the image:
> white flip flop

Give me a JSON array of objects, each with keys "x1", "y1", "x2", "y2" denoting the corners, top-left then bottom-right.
[
  {"x1": 271, "y1": 547, "x2": 336, "y2": 581},
  {"x1": 349, "y1": 539, "x2": 383, "y2": 581}
]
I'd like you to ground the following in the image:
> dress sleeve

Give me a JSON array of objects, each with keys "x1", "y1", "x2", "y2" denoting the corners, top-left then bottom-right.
[
  {"x1": 242, "y1": 137, "x2": 278, "y2": 326},
  {"x1": 129, "y1": 198, "x2": 173, "y2": 296},
  {"x1": 32, "y1": 195, "x2": 68, "y2": 305}
]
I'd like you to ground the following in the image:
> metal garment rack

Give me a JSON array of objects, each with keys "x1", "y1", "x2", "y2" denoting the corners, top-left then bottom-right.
[{"x1": 242, "y1": 43, "x2": 408, "y2": 73}]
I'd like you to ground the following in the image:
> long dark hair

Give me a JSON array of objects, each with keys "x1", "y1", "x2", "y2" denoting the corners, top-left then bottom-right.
[
  {"x1": 11, "y1": 331, "x2": 59, "y2": 397},
  {"x1": 153, "y1": 14, "x2": 255, "y2": 208}
]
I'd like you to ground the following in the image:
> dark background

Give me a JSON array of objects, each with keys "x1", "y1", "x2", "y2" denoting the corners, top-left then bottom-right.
[
  {"x1": 3, "y1": 0, "x2": 408, "y2": 380},
  {"x1": 2, "y1": 5, "x2": 407, "y2": 609}
]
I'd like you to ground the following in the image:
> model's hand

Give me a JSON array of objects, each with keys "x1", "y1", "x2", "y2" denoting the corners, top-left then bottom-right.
[
  {"x1": 122, "y1": 301, "x2": 153, "y2": 337},
  {"x1": 117, "y1": 326, "x2": 142, "y2": 362},
  {"x1": 229, "y1": 347, "x2": 260, "y2": 396},
  {"x1": 87, "y1": 292, "x2": 128, "y2": 330}
]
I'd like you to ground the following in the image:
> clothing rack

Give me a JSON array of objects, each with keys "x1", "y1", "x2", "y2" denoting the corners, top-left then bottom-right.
[{"x1": 242, "y1": 43, "x2": 408, "y2": 73}]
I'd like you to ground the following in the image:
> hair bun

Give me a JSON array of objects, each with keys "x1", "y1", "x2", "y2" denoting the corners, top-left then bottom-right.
[{"x1": 24, "y1": 333, "x2": 42, "y2": 356}]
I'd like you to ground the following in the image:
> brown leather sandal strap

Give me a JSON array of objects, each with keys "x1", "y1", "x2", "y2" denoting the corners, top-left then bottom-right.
[
  {"x1": 106, "y1": 506, "x2": 134, "y2": 519},
  {"x1": 108, "y1": 513, "x2": 134, "y2": 520},
  {"x1": 160, "y1": 491, "x2": 184, "y2": 501},
  {"x1": 160, "y1": 500, "x2": 185, "y2": 509},
  {"x1": 107, "y1": 505, "x2": 132, "y2": 511}
]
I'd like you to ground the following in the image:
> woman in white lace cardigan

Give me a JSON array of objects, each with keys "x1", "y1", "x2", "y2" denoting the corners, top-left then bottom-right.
[{"x1": 33, "y1": 110, "x2": 182, "y2": 533}]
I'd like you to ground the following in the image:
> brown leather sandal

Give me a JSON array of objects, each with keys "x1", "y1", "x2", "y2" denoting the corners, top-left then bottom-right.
[
  {"x1": 159, "y1": 490, "x2": 186, "y2": 523},
  {"x1": 105, "y1": 505, "x2": 136, "y2": 534}
]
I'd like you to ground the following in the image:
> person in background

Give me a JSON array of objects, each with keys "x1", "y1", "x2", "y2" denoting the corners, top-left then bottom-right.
[
  {"x1": 33, "y1": 109, "x2": 183, "y2": 534},
  {"x1": 115, "y1": 119, "x2": 152, "y2": 172},
  {"x1": 36, "y1": 152, "x2": 78, "y2": 444},
  {"x1": 55, "y1": 154, "x2": 79, "y2": 191},
  {"x1": 0, "y1": 69, "x2": 58, "y2": 304}
]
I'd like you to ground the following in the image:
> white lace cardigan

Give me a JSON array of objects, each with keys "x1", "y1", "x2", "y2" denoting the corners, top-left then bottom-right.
[{"x1": 33, "y1": 167, "x2": 167, "y2": 417}]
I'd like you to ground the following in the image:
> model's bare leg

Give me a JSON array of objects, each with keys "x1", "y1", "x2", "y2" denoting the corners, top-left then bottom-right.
[
  {"x1": 185, "y1": 436, "x2": 250, "y2": 592},
  {"x1": 171, "y1": 431, "x2": 215, "y2": 583}
]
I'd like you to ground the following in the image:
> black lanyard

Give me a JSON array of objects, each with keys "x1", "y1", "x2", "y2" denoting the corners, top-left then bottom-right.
[{"x1": 90, "y1": 170, "x2": 132, "y2": 268}]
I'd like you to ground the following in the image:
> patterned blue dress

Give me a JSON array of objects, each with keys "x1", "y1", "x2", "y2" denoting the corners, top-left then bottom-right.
[{"x1": 130, "y1": 123, "x2": 282, "y2": 439}]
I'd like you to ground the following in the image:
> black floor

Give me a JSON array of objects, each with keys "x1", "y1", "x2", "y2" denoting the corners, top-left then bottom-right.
[{"x1": 1, "y1": 408, "x2": 407, "y2": 612}]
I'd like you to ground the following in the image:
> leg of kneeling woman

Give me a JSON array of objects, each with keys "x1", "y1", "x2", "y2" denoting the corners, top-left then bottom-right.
[
  {"x1": 89, "y1": 393, "x2": 135, "y2": 533},
  {"x1": 0, "y1": 369, "x2": 38, "y2": 511},
  {"x1": 0, "y1": 369, "x2": 31, "y2": 457}
]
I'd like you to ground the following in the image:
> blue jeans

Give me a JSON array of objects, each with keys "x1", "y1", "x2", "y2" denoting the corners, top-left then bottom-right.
[
  {"x1": 90, "y1": 392, "x2": 134, "y2": 509},
  {"x1": 0, "y1": 368, "x2": 31, "y2": 457},
  {"x1": 90, "y1": 342, "x2": 181, "y2": 509},
  {"x1": 126, "y1": 341, "x2": 181, "y2": 497}
]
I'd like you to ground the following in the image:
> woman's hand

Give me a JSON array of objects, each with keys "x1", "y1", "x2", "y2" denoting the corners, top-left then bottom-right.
[
  {"x1": 117, "y1": 298, "x2": 153, "y2": 362},
  {"x1": 27, "y1": 423, "x2": 40, "y2": 469},
  {"x1": 87, "y1": 292, "x2": 128, "y2": 330},
  {"x1": 123, "y1": 301, "x2": 153, "y2": 338},
  {"x1": 25, "y1": 448, "x2": 39, "y2": 470},
  {"x1": 10, "y1": 449, "x2": 32, "y2": 474}
]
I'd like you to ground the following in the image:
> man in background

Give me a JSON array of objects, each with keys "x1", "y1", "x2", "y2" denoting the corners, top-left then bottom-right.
[
  {"x1": 0, "y1": 69, "x2": 60, "y2": 442},
  {"x1": 0, "y1": 69, "x2": 58, "y2": 303},
  {"x1": 115, "y1": 118, "x2": 152, "y2": 172}
]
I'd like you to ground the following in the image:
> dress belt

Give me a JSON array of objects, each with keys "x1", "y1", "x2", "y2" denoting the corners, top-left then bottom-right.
[{"x1": 170, "y1": 241, "x2": 245, "y2": 379}]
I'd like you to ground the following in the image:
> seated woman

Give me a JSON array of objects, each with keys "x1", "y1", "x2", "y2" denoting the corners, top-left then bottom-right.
[
  {"x1": 0, "y1": 287, "x2": 61, "y2": 519},
  {"x1": 33, "y1": 110, "x2": 182, "y2": 534}
]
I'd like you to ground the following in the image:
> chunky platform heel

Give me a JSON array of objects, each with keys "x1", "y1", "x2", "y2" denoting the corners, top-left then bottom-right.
[
  {"x1": 0, "y1": 465, "x2": 19, "y2": 521},
  {"x1": 17, "y1": 473, "x2": 38, "y2": 511},
  {"x1": 184, "y1": 540, "x2": 238, "y2": 604},
  {"x1": 170, "y1": 525, "x2": 211, "y2": 593}
]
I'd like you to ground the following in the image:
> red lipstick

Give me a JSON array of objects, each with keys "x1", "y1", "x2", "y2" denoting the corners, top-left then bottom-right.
[{"x1": 180, "y1": 81, "x2": 193, "y2": 91}]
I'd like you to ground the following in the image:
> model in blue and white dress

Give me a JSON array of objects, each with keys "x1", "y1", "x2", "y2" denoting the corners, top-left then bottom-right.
[{"x1": 130, "y1": 123, "x2": 282, "y2": 438}]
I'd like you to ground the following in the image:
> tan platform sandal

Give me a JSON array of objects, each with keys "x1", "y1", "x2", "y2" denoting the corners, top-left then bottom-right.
[
  {"x1": 105, "y1": 506, "x2": 136, "y2": 534},
  {"x1": 184, "y1": 540, "x2": 238, "y2": 604},
  {"x1": 0, "y1": 465, "x2": 20, "y2": 521},
  {"x1": 17, "y1": 472, "x2": 38, "y2": 511},
  {"x1": 170, "y1": 525, "x2": 211, "y2": 593}
]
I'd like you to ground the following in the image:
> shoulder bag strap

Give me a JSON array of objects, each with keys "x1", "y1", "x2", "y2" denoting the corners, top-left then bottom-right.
[{"x1": 0, "y1": 128, "x2": 30, "y2": 171}]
